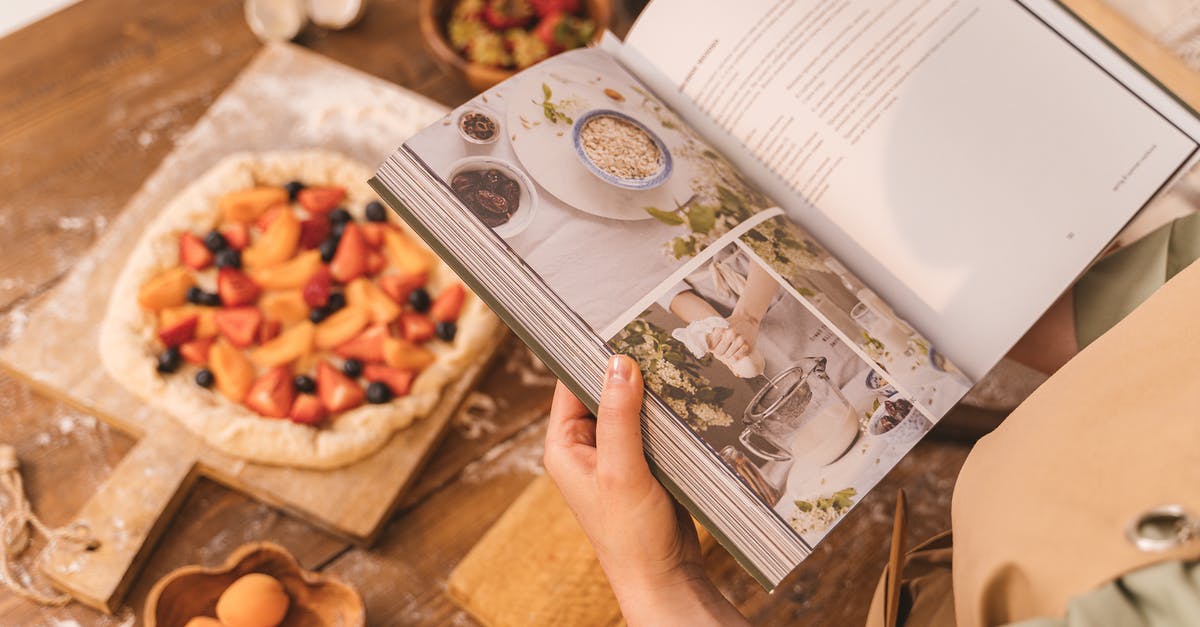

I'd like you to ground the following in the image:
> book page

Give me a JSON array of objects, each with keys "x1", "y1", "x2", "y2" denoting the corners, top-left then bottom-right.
[
  {"x1": 621, "y1": 0, "x2": 1198, "y2": 378},
  {"x1": 399, "y1": 47, "x2": 971, "y2": 549}
]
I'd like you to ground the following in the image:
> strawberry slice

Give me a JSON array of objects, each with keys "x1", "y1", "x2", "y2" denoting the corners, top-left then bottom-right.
[
  {"x1": 220, "y1": 223, "x2": 251, "y2": 251},
  {"x1": 217, "y1": 267, "x2": 261, "y2": 307},
  {"x1": 302, "y1": 266, "x2": 333, "y2": 308},
  {"x1": 379, "y1": 272, "x2": 427, "y2": 304},
  {"x1": 257, "y1": 318, "x2": 282, "y2": 344},
  {"x1": 316, "y1": 361, "x2": 365, "y2": 413},
  {"x1": 214, "y1": 306, "x2": 263, "y2": 348},
  {"x1": 244, "y1": 366, "x2": 295, "y2": 418},
  {"x1": 334, "y1": 323, "x2": 389, "y2": 363},
  {"x1": 363, "y1": 364, "x2": 416, "y2": 397},
  {"x1": 330, "y1": 223, "x2": 368, "y2": 283},
  {"x1": 288, "y1": 394, "x2": 328, "y2": 425},
  {"x1": 298, "y1": 186, "x2": 346, "y2": 214},
  {"x1": 179, "y1": 337, "x2": 214, "y2": 366},
  {"x1": 158, "y1": 314, "x2": 198, "y2": 348},
  {"x1": 399, "y1": 312, "x2": 435, "y2": 343},
  {"x1": 298, "y1": 216, "x2": 331, "y2": 250},
  {"x1": 429, "y1": 283, "x2": 466, "y2": 322},
  {"x1": 179, "y1": 232, "x2": 214, "y2": 270}
]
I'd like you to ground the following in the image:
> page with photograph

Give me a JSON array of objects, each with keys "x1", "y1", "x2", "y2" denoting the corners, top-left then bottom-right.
[
  {"x1": 619, "y1": 0, "x2": 1200, "y2": 379},
  {"x1": 608, "y1": 238, "x2": 943, "y2": 544}
]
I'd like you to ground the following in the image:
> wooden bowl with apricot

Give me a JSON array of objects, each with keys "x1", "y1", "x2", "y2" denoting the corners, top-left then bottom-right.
[{"x1": 145, "y1": 542, "x2": 364, "y2": 627}]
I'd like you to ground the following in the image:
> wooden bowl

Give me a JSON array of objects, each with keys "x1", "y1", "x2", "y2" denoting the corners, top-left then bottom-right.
[
  {"x1": 419, "y1": 0, "x2": 612, "y2": 91},
  {"x1": 144, "y1": 542, "x2": 365, "y2": 627}
]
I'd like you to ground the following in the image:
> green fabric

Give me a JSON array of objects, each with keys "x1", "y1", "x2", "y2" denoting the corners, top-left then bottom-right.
[
  {"x1": 1074, "y1": 212, "x2": 1200, "y2": 348},
  {"x1": 1006, "y1": 560, "x2": 1200, "y2": 627}
]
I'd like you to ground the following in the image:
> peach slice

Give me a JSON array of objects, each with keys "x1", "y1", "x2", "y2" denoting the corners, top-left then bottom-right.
[
  {"x1": 344, "y1": 278, "x2": 401, "y2": 324},
  {"x1": 250, "y1": 320, "x2": 315, "y2": 368},
  {"x1": 138, "y1": 267, "x2": 195, "y2": 311},
  {"x1": 219, "y1": 187, "x2": 288, "y2": 223},
  {"x1": 382, "y1": 337, "x2": 436, "y2": 372},
  {"x1": 382, "y1": 228, "x2": 432, "y2": 277},
  {"x1": 209, "y1": 339, "x2": 255, "y2": 403},
  {"x1": 159, "y1": 305, "x2": 218, "y2": 339},
  {"x1": 313, "y1": 306, "x2": 369, "y2": 350},
  {"x1": 259, "y1": 290, "x2": 310, "y2": 326},
  {"x1": 243, "y1": 209, "x2": 301, "y2": 268},
  {"x1": 248, "y1": 250, "x2": 322, "y2": 290}
]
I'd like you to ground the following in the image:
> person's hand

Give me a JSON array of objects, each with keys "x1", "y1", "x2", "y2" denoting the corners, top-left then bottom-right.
[
  {"x1": 706, "y1": 327, "x2": 749, "y2": 363},
  {"x1": 724, "y1": 311, "x2": 761, "y2": 355},
  {"x1": 543, "y1": 355, "x2": 747, "y2": 627}
]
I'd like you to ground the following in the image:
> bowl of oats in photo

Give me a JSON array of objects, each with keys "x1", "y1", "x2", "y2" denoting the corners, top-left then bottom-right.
[{"x1": 572, "y1": 109, "x2": 673, "y2": 190}]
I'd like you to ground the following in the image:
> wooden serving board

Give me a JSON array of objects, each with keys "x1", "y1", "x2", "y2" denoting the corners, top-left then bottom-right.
[{"x1": 0, "y1": 43, "x2": 505, "y2": 614}]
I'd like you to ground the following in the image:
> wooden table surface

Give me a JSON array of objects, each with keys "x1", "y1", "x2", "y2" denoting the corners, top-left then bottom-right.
[{"x1": 0, "y1": 0, "x2": 1192, "y2": 625}]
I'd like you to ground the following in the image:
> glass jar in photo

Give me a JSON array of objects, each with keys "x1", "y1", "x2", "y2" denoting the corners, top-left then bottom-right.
[{"x1": 739, "y1": 357, "x2": 860, "y2": 468}]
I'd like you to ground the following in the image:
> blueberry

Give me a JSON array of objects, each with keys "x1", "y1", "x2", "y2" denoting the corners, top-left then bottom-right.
[
  {"x1": 366, "y1": 381, "x2": 392, "y2": 404},
  {"x1": 435, "y1": 321, "x2": 457, "y2": 342},
  {"x1": 309, "y1": 307, "x2": 330, "y2": 324},
  {"x1": 330, "y1": 220, "x2": 346, "y2": 239},
  {"x1": 408, "y1": 288, "x2": 431, "y2": 313},
  {"x1": 156, "y1": 347, "x2": 182, "y2": 374},
  {"x1": 293, "y1": 374, "x2": 316, "y2": 394},
  {"x1": 186, "y1": 286, "x2": 206, "y2": 305},
  {"x1": 284, "y1": 180, "x2": 304, "y2": 201},
  {"x1": 329, "y1": 208, "x2": 352, "y2": 225},
  {"x1": 200, "y1": 291, "x2": 223, "y2": 307},
  {"x1": 327, "y1": 292, "x2": 346, "y2": 312},
  {"x1": 195, "y1": 369, "x2": 215, "y2": 388},
  {"x1": 319, "y1": 237, "x2": 339, "y2": 263},
  {"x1": 343, "y1": 358, "x2": 363, "y2": 378},
  {"x1": 215, "y1": 248, "x2": 241, "y2": 269},
  {"x1": 365, "y1": 201, "x2": 386, "y2": 222},
  {"x1": 204, "y1": 230, "x2": 228, "y2": 252}
]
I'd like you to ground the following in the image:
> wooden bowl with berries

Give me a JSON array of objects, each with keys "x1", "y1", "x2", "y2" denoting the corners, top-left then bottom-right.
[{"x1": 420, "y1": 0, "x2": 611, "y2": 91}]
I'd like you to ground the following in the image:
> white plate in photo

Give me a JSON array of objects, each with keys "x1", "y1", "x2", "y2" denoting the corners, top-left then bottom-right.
[
  {"x1": 503, "y1": 64, "x2": 697, "y2": 221},
  {"x1": 444, "y1": 156, "x2": 538, "y2": 238}
]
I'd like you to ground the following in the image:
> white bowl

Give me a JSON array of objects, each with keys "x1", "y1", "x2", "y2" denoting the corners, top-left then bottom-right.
[
  {"x1": 866, "y1": 396, "x2": 927, "y2": 444},
  {"x1": 445, "y1": 156, "x2": 538, "y2": 238}
]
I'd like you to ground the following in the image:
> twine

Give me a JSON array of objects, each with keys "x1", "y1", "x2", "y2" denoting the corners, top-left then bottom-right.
[{"x1": 0, "y1": 444, "x2": 98, "y2": 606}]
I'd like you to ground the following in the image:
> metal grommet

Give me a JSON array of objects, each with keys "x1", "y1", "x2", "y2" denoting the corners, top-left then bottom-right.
[{"x1": 1125, "y1": 505, "x2": 1193, "y2": 552}]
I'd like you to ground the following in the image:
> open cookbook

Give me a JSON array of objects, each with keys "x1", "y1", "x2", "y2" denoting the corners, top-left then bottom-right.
[{"x1": 372, "y1": 0, "x2": 1200, "y2": 587}]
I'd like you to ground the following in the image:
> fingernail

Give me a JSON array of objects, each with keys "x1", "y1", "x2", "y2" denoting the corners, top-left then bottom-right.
[{"x1": 607, "y1": 354, "x2": 631, "y2": 384}]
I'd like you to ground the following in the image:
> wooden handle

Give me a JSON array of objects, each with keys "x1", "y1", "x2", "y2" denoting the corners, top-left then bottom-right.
[{"x1": 41, "y1": 431, "x2": 198, "y2": 614}]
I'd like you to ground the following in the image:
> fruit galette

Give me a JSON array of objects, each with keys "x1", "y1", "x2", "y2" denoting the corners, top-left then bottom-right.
[{"x1": 101, "y1": 151, "x2": 499, "y2": 468}]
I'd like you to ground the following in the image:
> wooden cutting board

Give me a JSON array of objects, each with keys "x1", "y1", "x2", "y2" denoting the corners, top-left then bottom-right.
[
  {"x1": 0, "y1": 43, "x2": 505, "y2": 614},
  {"x1": 447, "y1": 475, "x2": 626, "y2": 627}
]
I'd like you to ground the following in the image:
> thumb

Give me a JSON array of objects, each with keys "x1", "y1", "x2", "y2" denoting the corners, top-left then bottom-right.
[{"x1": 595, "y1": 354, "x2": 651, "y2": 489}]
